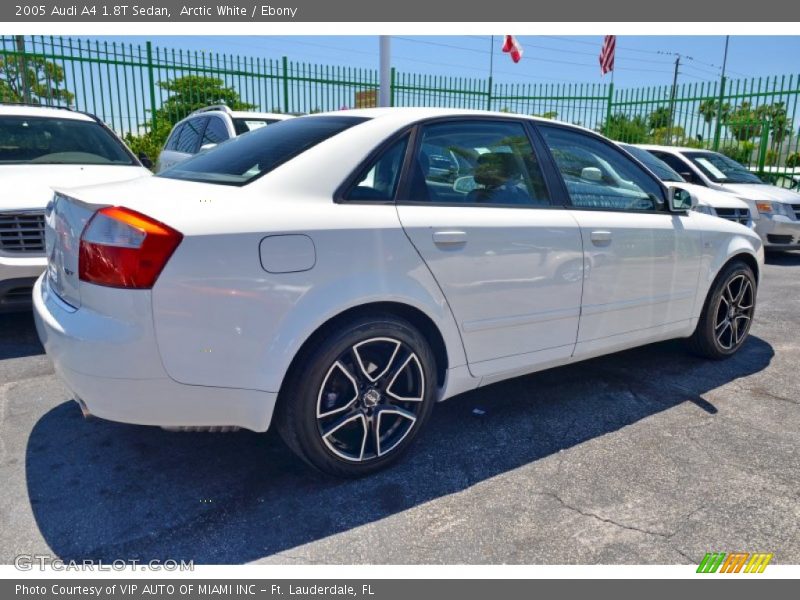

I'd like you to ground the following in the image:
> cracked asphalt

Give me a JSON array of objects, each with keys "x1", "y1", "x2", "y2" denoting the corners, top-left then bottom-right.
[{"x1": 0, "y1": 253, "x2": 798, "y2": 565}]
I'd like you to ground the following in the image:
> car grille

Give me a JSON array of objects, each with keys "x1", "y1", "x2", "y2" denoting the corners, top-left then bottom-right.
[
  {"x1": 767, "y1": 234, "x2": 796, "y2": 245},
  {"x1": 792, "y1": 204, "x2": 800, "y2": 220},
  {"x1": 0, "y1": 211, "x2": 46, "y2": 254},
  {"x1": 714, "y1": 207, "x2": 750, "y2": 225}
]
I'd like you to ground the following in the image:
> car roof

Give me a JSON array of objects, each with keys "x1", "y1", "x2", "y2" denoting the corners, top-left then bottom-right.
[
  {"x1": 0, "y1": 104, "x2": 95, "y2": 121},
  {"x1": 187, "y1": 106, "x2": 293, "y2": 121},
  {"x1": 636, "y1": 144, "x2": 716, "y2": 154},
  {"x1": 306, "y1": 107, "x2": 600, "y2": 135}
]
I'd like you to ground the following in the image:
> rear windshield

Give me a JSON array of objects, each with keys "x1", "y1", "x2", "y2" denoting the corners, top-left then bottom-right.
[
  {"x1": 159, "y1": 115, "x2": 368, "y2": 186},
  {"x1": 0, "y1": 116, "x2": 135, "y2": 165},
  {"x1": 621, "y1": 144, "x2": 685, "y2": 183}
]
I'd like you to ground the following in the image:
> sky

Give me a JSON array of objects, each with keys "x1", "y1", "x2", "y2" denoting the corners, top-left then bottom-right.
[{"x1": 95, "y1": 35, "x2": 800, "y2": 89}]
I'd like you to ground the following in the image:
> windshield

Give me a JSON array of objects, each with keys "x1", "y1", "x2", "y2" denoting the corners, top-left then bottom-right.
[
  {"x1": 621, "y1": 144, "x2": 685, "y2": 183},
  {"x1": 684, "y1": 151, "x2": 763, "y2": 184},
  {"x1": 0, "y1": 116, "x2": 136, "y2": 165},
  {"x1": 160, "y1": 115, "x2": 368, "y2": 186}
]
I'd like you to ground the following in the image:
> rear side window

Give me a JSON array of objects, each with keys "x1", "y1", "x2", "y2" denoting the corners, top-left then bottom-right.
[
  {"x1": 232, "y1": 118, "x2": 281, "y2": 135},
  {"x1": 344, "y1": 136, "x2": 408, "y2": 201},
  {"x1": 164, "y1": 123, "x2": 184, "y2": 151},
  {"x1": 160, "y1": 116, "x2": 369, "y2": 186}
]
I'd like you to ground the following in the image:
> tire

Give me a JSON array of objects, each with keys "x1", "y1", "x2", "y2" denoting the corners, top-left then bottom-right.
[
  {"x1": 687, "y1": 260, "x2": 757, "y2": 359},
  {"x1": 275, "y1": 313, "x2": 437, "y2": 477}
]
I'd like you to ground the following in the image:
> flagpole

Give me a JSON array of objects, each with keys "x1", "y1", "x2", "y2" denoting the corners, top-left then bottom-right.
[{"x1": 379, "y1": 35, "x2": 391, "y2": 108}]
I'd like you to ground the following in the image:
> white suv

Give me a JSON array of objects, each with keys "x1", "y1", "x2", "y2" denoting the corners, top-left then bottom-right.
[
  {"x1": 0, "y1": 104, "x2": 151, "y2": 312},
  {"x1": 639, "y1": 145, "x2": 800, "y2": 250},
  {"x1": 156, "y1": 106, "x2": 293, "y2": 173}
]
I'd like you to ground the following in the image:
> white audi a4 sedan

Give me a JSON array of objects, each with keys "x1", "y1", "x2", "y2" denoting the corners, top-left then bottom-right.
[{"x1": 34, "y1": 108, "x2": 763, "y2": 477}]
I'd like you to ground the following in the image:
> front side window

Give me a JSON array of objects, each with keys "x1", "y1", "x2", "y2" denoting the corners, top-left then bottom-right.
[
  {"x1": 174, "y1": 118, "x2": 205, "y2": 154},
  {"x1": 344, "y1": 136, "x2": 408, "y2": 201},
  {"x1": 651, "y1": 151, "x2": 695, "y2": 178},
  {"x1": 539, "y1": 126, "x2": 665, "y2": 212},
  {"x1": 683, "y1": 151, "x2": 763, "y2": 184},
  {"x1": 405, "y1": 120, "x2": 551, "y2": 206},
  {"x1": 160, "y1": 115, "x2": 368, "y2": 186},
  {"x1": 0, "y1": 116, "x2": 135, "y2": 165}
]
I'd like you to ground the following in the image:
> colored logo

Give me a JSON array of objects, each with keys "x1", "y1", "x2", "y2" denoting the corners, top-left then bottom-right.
[{"x1": 697, "y1": 552, "x2": 773, "y2": 573}]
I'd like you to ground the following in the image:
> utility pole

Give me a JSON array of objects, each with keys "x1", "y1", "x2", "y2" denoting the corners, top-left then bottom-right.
[
  {"x1": 378, "y1": 36, "x2": 391, "y2": 107},
  {"x1": 666, "y1": 55, "x2": 681, "y2": 144},
  {"x1": 15, "y1": 35, "x2": 32, "y2": 104},
  {"x1": 487, "y1": 35, "x2": 494, "y2": 111},
  {"x1": 712, "y1": 35, "x2": 730, "y2": 150}
]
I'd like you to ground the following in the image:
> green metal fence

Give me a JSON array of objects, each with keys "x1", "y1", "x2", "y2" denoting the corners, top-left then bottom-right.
[{"x1": 2, "y1": 35, "x2": 799, "y2": 183}]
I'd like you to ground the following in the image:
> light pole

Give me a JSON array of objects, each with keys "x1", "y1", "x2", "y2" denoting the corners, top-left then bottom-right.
[{"x1": 379, "y1": 36, "x2": 391, "y2": 107}]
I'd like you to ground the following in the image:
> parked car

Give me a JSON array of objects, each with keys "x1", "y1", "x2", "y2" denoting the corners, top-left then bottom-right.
[
  {"x1": 34, "y1": 109, "x2": 763, "y2": 477},
  {"x1": 0, "y1": 104, "x2": 152, "y2": 312},
  {"x1": 639, "y1": 145, "x2": 800, "y2": 250},
  {"x1": 156, "y1": 106, "x2": 293, "y2": 172},
  {"x1": 620, "y1": 144, "x2": 752, "y2": 228}
]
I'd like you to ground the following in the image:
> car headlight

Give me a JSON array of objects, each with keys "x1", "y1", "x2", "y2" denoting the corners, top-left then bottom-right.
[
  {"x1": 694, "y1": 204, "x2": 716, "y2": 216},
  {"x1": 755, "y1": 201, "x2": 793, "y2": 217}
]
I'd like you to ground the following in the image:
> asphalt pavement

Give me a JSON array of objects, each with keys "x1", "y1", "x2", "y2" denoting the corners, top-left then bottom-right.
[{"x1": 1, "y1": 253, "x2": 798, "y2": 565}]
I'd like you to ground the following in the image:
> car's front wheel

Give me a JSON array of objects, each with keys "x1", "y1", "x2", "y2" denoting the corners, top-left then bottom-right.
[
  {"x1": 275, "y1": 313, "x2": 436, "y2": 477},
  {"x1": 688, "y1": 259, "x2": 757, "y2": 359}
]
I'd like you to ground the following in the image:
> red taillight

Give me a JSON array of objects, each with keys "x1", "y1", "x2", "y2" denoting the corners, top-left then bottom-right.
[{"x1": 79, "y1": 206, "x2": 183, "y2": 289}]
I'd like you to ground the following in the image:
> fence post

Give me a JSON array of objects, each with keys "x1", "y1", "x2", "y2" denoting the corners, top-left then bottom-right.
[
  {"x1": 712, "y1": 75, "x2": 726, "y2": 151},
  {"x1": 605, "y1": 82, "x2": 614, "y2": 127},
  {"x1": 487, "y1": 75, "x2": 493, "y2": 111},
  {"x1": 145, "y1": 41, "x2": 157, "y2": 132},
  {"x1": 282, "y1": 56, "x2": 290, "y2": 113},
  {"x1": 390, "y1": 67, "x2": 396, "y2": 107},
  {"x1": 15, "y1": 35, "x2": 32, "y2": 104},
  {"x1": 757, "y1": 119, "x2": 770, "y2": 173}
]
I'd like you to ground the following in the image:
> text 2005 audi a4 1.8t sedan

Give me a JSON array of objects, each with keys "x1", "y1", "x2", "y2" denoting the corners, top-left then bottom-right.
[{"x1": 34, "y1": 108, "x2": 763, "y2": 477}]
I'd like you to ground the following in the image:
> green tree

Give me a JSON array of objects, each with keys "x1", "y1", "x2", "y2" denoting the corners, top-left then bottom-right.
[
  {"x1": 725, "y1": 101, "x2": 763, "y2": 142},
  {"x1": 0, "y1": 55, "x2": 74, "y2": 104},
  {"x1": 600, "y1": 113, "x2": 648, "y2": 143},
  {"x1": 125, "y1": 75, "x2": 255, "y2": 167},
  {"x1": 647, "y1": 106, "x2": 671, "y2": 132},
  {"x1": 697, "y1": 98, "x2": 731, "y2": 142},
  {"x1": 152, "y1": 75, "x2": 254, "y2": 127}
]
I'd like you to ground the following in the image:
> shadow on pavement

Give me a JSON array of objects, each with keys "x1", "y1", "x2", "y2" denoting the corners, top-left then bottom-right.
[
  {"x1": 26, "y1": 334, "x2": 773, "y2": 564},
  {"x1": 764, "y1": 250, "x2": 800, "y2": 266},
  {"x1": 0, "y1": 311, "x2": 43, "y2": 360}
]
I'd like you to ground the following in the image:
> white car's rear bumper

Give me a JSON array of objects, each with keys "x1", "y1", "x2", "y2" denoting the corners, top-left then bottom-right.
[{"x1": 32, "y1": 275, "x2": 276, "y2": 432}]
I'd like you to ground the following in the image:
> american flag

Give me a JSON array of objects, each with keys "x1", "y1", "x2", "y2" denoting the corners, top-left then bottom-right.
[{"x1": 599, "y1": 35, "x2": 616, "y2": 75}]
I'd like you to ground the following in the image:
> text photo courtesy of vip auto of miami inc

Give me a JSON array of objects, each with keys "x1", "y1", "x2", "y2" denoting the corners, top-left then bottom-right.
[{"x1": 0, "y1": 19, "x2": 799, "y2": 588}]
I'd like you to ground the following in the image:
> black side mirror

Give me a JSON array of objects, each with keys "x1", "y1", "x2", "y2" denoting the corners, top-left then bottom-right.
[
  {"x1": 138, "y1": 153, "x2": 153, "y2": 169},
  {"x1": 679, "y1": 171, "x2": 695, "y2": 183}
]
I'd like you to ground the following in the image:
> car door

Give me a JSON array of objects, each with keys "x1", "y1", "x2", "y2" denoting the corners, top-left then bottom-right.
[
  {"x1": 395, "y1": 118, "x2": 585, "y2": 379},
  {"x1": 536, "y1": 125, "x2": 702, "y2": 354}
]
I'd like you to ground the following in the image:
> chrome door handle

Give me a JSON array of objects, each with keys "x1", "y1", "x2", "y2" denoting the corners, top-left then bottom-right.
[
  {"x1": 590, "y1": 230, "x2": 612, "y2": 246},
  {"x1": 432, "y1": 230, "x2": 467, "y2": 246}
]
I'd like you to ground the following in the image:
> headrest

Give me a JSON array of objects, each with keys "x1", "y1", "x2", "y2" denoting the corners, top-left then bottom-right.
[{"x1": 474, "y1": 153, "x2": 519, "y2": 188}]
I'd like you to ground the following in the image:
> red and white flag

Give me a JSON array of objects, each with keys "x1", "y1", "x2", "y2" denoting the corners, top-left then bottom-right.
[
  {"x1": 502, "y1": 35, "x2": 523, "y2": 63},
  {"x1": 599, "y1": 35, "x2": 616, "y2": 75}
]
